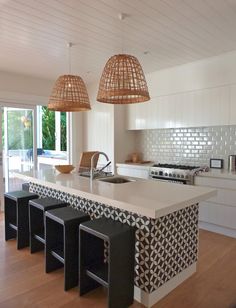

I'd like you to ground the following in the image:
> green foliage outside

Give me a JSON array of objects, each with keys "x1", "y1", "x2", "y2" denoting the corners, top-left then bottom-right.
[
  {"x1": 1, "y1": 107, "x2": 67, "y2": 151},
  {"x1": 1, "y1": 115, "x2": 4, "y2": 148},
  {"x1": 42, "y1": 107, "x2": 67, "y2": 151},
  {"x1": 7, "y1": 110, "x2": 33, "y2": 150},
  {"x1": 42, "y1": 106, "x2": 55, "y2": 150},
  {"x1": 60, "y1": 112, "x2": 67, "y2": 151}
]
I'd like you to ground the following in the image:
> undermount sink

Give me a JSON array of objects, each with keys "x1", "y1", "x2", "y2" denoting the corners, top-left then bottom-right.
[{"x1": 98, "y1": 176, "x2": 135, "y2": 184}]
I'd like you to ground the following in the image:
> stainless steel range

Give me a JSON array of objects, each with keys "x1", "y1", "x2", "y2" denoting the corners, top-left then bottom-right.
[{"x1": 149, "y1": 163, "x2": 206, "y2": 185}]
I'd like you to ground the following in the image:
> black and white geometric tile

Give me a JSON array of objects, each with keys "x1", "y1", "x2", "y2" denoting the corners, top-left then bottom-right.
[{"x1": 29, "y1": 182, "x2": 198, "y2": 294}]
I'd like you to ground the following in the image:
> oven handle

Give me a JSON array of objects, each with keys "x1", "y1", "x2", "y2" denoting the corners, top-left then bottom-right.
[{"x1": 150, "y1": 175, "x2": 188, "y2": 184}]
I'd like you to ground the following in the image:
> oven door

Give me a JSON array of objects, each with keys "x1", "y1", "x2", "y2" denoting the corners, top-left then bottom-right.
[{"x1": 150, "y1": 175, "x2": 188, "y2": 184}]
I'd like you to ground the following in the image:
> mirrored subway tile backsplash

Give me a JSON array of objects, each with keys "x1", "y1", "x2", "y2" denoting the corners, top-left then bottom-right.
[{"x1": 135, "y1": 126, "x2": 236, "y2": 166}]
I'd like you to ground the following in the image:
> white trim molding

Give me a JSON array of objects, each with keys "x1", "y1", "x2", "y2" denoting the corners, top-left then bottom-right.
[
  {"x1": 134, "y1": 263, "x2": 197, "y2": 307},
  {"x1": 0, "y1": 90, "x2": 48, "y2": 106},
  {"x1": 199, "y1": 221, "x2": 236, "y2": 239}
]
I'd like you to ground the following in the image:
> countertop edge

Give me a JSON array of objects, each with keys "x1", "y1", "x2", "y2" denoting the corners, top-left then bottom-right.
[
  {"x1": 14, "y1": 172, "x2": 157, "y2": 218},
  {"x1": 14, "y1": 171, "x2": 216, "y2": 220}
]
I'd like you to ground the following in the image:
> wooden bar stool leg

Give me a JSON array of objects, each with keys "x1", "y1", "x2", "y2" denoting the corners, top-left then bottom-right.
[
  {"x1": 79, "y1": 218, "x2": 135, "y2": 308},
  {"x1": 108, "y1": 235, "x2": 135, "y2": 308},
  {"x1": 17, "y1": 200, "x2": 30, "y2": 249},
  {"x1": 79, "y1": 230, "x2": 103, "y2": 295},
  {"x1": 4, "y1": 197, "x2": 16, "y2": 241},
  {"x1": 29, "y1": 205, "x2": 44, "y2": 253},
  {"x1": 45, "y1": 217, "x2": 63, "y2": 273},
  {"x1": 64, "y1": 225, "x2": 78, "y2": 291}
]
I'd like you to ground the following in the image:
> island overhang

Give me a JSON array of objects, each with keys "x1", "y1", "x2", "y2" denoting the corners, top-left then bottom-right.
[{"x1": 14, "y1": 168, "x2": 216, "y2": 219}]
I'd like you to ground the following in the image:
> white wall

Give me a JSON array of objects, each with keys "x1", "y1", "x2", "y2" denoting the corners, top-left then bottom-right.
[
  {"x1": 114, "y1": 105, "x2": 136, "y2": 163},
  {"x1": 84, "y1": 50, "x2": 236, "y2": 166},
  {"x1": 84, "y1": 82, "x2": 136, "y2": 169},
  {"x1": 69, "y1": 112, "x2": 84, "y2": 167},
  {"x1": 0, "y1": 71, "x2": 53, "y2": 105},
  {"x1": 84, "y1": 81, "x2": 114, "y2": 166}
]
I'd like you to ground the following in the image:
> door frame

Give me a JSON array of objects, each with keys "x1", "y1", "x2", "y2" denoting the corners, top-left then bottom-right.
[
  {"x1": 0, "y1": 103, "x2": 37, "y2": 210},
  {"x1": 0, "y1": 107, "x2": 4, "y2": 211}
]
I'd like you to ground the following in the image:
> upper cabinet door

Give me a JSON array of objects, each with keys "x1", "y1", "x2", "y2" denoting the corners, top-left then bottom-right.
[
  {"x1": 230, "y1": 85, "x2": 236, "y2": 125},
  {"x1": 197, "y1": 87, "x2": 230, "y2": 127},
  {"x1": 126, "y1": 104, "x2": 137, "y2": 130},
  {"x1": 126, "y1": 85, "x2": 231, "y2": 130}
]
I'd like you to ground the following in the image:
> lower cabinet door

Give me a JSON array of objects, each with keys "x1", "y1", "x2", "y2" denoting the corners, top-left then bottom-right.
[{"x1": 117, "y1": 167, "x2": 149, "y2": 179}]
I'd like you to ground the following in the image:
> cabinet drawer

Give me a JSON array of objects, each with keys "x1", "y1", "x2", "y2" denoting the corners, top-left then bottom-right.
[
  {"x1": 205, "y1": 188, "x2": 236, "y2": 207},
  {"x1": 117, "y1": 167, "x2": 149, "y2": 179},
  {"x1": 195, "y1": 176, "x2": 236, "y2": 190},
  {"x1": 199, "y1": 201, "x2": 236, "y2": 230}
]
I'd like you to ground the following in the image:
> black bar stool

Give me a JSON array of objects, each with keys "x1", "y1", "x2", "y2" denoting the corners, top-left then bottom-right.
[
  {"x1": 4, "y1": 191, "x2": 39, "y2": 249},
  {"x1": 45, "y1": 207, "x2": 90, "y2": 291},
  {"x1": 79, "y1": 218, "x2": 135, "y2": 308},
  {"x1": 29, "y1": 197, "x2": 68, "y2": 253}
]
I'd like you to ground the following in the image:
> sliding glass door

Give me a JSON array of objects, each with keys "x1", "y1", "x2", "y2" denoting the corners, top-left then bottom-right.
[
  {"x1": 0, "y1": 105, "x2": 36, "y2": 210},
  {"x1": 0, "y1": 104, "x2": 70, "y2": 211},
  {"x1": 0, "y1": 107, "x2": 4, "y2": 210}
]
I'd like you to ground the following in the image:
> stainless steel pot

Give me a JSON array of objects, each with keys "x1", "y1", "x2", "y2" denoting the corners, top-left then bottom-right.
[{"x1": 228, "y1": 155, "x2": 236, "y2": 172}]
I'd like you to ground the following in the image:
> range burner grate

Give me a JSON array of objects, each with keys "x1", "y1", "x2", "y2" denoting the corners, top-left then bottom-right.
[{"x1": 152, "y1": 164, "x2": 200, "y2": 170}]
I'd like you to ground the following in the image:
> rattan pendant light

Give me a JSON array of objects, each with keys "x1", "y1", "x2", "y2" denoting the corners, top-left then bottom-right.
[
  {"x1": 97, "y1": 53, "x2": 150, "y2": 104},
  {"x1": 48, "y1": 43, "x2": 91, "y2": 112},
  {"x1": 97, "y1": 13, "x2": 149, "y2": 104}
]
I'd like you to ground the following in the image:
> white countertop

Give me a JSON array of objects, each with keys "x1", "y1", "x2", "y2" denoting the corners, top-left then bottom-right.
[
  {"x1": 196, "y1": 169, "x2": 236, "y2": 181},
  {"x1": 117, "y1": 162, "x2": 236, "y2": 181},
  {"x1": 14, "y1": 169, "x2": 216, "y2": 219}
]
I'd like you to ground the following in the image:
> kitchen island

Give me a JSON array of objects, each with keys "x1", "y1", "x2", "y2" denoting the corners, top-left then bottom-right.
[{"x1": 14, "y1": 169, "x2": 216, "y2": 307}]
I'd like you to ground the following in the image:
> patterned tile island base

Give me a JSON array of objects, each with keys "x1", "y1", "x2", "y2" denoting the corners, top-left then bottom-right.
[{"x1": 29, "y1": 183, "x2": 199, "y2": 307}]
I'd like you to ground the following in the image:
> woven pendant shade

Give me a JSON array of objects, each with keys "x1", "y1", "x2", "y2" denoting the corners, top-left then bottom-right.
[
  {"x1": 48, "y1": 74, "x2": 91, "y2": 112},
  {"x1": 97, "y1": 54, "x2": 150, "y2": 104}
]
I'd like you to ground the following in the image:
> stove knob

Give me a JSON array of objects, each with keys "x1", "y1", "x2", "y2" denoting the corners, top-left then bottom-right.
[
  {"x1": 169, "y1": 173, "x2": 172, "y2": 177},
  {"x1": 185, "y1": 175, "x2": 189, "y2": 179},
  {"x1": 159, "y1": 171, "x2": 163, "y2": 176},
  {"x1": 151, "y1": 171, "x2": 155, "y2": 175},
  {"x1": 164, "y1": 172, "x2": 168, "y2": 176},
  {"x1": 173, "y1": 173, "x2": 176, "y2": 177},
  {"x1": 177, "y1": 174, "x2": 180, "y2": 178},
  {"x1": 155, "y1": 171, "x2": 158, "y2": 175},
  {"x1": 181, "y1": 174, "x2": 184, "y2": 179}
]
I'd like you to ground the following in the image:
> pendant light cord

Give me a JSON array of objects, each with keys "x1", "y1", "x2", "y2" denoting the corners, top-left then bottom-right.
[
  {"x1": 119, "y1": 13, "x2": 125, "y2": 54},
  {"x1": 67, "y1": 42, "x2": 72, "y2": 74}
]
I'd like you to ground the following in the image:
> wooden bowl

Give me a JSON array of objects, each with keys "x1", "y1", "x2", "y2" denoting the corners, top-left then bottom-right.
[{"x1": 55, "y1": 164, "x2": 75, "y2": 174}]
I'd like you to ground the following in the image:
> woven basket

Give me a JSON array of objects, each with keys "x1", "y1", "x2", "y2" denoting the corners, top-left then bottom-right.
[
  {"x1": 48, "y1": 75, "x2": 91, "y2": 112},
  {"x1": 55, "y1": 165, "x2": 75, "y2": 174},
  {"x1": 97, "y1": 54, "x2": 150, "y2": 104}
]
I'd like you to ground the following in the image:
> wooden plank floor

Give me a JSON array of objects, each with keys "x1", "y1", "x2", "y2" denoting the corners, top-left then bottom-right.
[{"x1": 0, "y1": 212, "x2": 236, "y2": 308}]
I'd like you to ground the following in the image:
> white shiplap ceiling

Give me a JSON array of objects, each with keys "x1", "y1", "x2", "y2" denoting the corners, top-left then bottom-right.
[{"x1": 1, "y1": 0, "x2": 236, "y2": 83}]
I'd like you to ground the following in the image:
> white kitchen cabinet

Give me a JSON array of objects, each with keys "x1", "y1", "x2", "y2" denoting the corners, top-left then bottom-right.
[
  {"x1": 126, "y1": 104, "x2": 147, "y2": 130},
  {"x1": 126, "y1": 85, "x2": 231, "y2": 130},
  {"x1": 127, "y1": 96, "x2": 176, "y2": 130},
  {"x1": 229, "y1": 84, "x2": 236, "y2": 124},
  {"x1": 199, "y1": 201, "x2": 236, "y2": 230},
  {"x1": 116, "y1": 164, "x2": 150, "y2": 179},
  {"x1": 195, "y1": 175, "x2": 236, "y2": 238}
]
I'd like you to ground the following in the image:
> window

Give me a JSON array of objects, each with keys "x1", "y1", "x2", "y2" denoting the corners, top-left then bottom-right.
[
  {"x1": 42, "y1": 106, "x2": 55, "y2": 150},
  {"x1": 37, "y1": 106, "x2": 68, "y2": 168},
  {"x1": 41, "y1": 106, "x2": 67, "y2": 152}
]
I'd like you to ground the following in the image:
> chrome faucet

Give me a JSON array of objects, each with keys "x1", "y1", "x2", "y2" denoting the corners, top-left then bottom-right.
[{"x1": 90, "y1": 151, "x2": 110, "y2": 181}]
